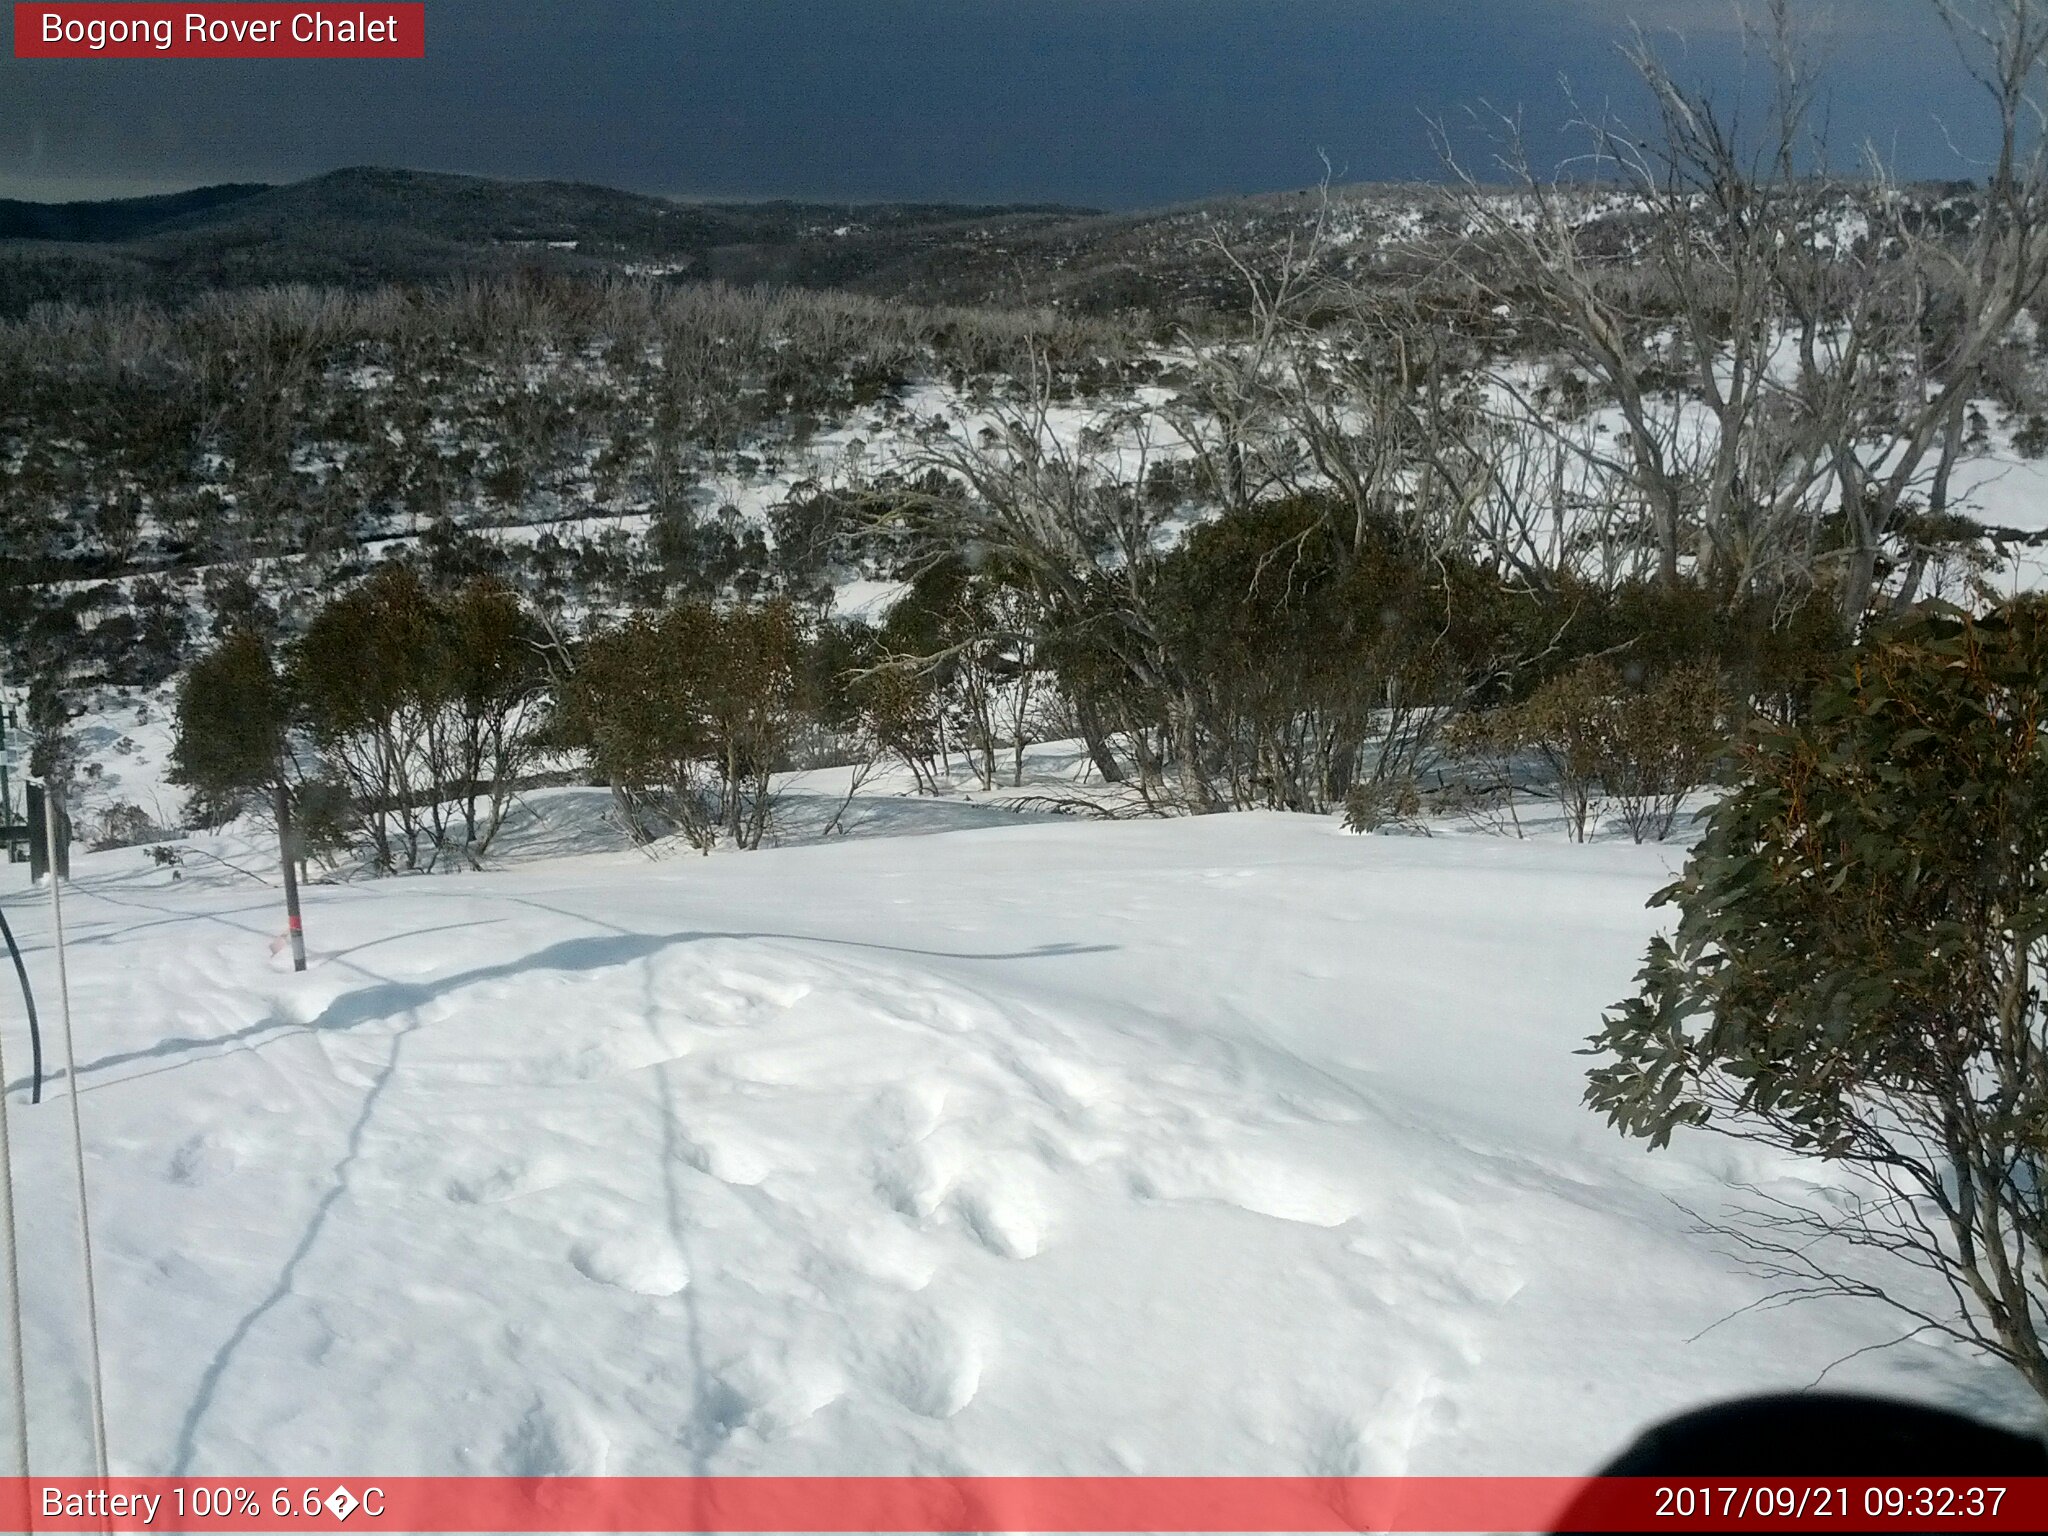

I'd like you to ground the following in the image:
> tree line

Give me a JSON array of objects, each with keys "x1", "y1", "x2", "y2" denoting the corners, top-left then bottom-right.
[
  {"x1": 169, "y1": 490, "x2": 1848, "y2": 869},
  {"x1": 0, "y1": 274, "x2": 1142, "y2": 589}
]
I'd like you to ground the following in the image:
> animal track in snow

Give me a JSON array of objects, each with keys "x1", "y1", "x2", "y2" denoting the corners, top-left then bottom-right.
[
  {"x1": 865, "y1": 1077, "x2": 950, "y2": 1146},
  {"x1": 698, "y1": 1346, "x2": 846, "y2": 1443},
  {"x1": 692, "y1": 966, "x2": 816, "y2": 1027},
  {"x1": 1127, "y1": 1147, "x2": 1364, "y2": 1228},
  {"x1": 873, "y1": 1139, "x2": 963, "y2": 1220},
  {"x1": 952, "y1": 1175, "x2": 1048, "y2": 1259},
  {"x1": 500, "y1": 1391, "x2": 611, "y2": 1475},
  {"x1": 879, "y1": 1308, "x2": 983, "y2": 1419},
  {"x1": 167, "y1": 1131, "x2": 242, "y2": 1186},
  {"x1": 677, "y1": 1127, "x2": 775, "y2": 1187},
  {"x1": 444, "y1": 1154, "x2": 561, "y2": 1205},
  {"x1": 819, "y1": 1215, "x2": 939, "y2": 1291},
  {"x1": 568, "y1": 1234, "x2": 690, "y2": 1297}
]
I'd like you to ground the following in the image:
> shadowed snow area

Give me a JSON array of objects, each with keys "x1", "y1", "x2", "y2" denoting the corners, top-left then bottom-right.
[{"x1": 0, "y1": 810, "x2": 2033, "y2": 1476}]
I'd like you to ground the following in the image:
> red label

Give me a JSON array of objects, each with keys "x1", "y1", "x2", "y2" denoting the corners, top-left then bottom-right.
[
  {"x1": 13, "y1": 4, "x2": 424, "y2": 58},
  {"x1": 2, "y1": 1477, "x2": 2046, "y2": 1532}
]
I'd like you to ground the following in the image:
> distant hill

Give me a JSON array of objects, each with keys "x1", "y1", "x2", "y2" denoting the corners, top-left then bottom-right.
[
  {"x1": 0, "y1": 166, "x2": 1110, "y2": 315},
  {"x1": 0, "y1": 181, "x2": 272, "y2": 242},
  {"x1": 4, "y1": 166, "x2": 1975, "y2": 324},
  {"x1": 0, "y1": 166, "x2": 1489, "y2": 320}
]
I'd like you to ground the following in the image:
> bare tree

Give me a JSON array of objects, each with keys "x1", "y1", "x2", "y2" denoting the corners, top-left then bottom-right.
[
  {"x1": 1833, "y1": 0, "x2": 2048, "y2": 618},
  {"x1": 883, "y1": 352, "x2": 1226, "y2": 810},
  {"x1": 1431, "y1": 0, "x2": 2048, "y2": 620}
]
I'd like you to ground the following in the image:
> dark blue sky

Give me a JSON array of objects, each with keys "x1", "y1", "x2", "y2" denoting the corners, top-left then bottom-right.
[{"x1": 0, "y1": 1, "x2": 1990, "y2": 208}]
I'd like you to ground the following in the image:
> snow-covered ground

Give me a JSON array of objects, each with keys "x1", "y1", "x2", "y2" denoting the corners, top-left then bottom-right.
[{"x1": 0, "y1": 796, "x2": 2033, "y2": 1480}]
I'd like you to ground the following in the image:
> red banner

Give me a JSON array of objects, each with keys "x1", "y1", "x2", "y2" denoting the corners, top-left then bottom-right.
[
  {"x1": 1, "y1": 1477, "x2": 2045, "y2": 1533},
  {"x1": 13, "y1": 4, "x2": 424, "y2": 59}
]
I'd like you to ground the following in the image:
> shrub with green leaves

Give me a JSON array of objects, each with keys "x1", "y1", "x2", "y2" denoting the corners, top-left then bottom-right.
[
  {"x1": 1586, "y1": 599, "x2": 2048, "y2": 1400},
  {"x1": 1598, "y1": 663, "x2": 1729, "y2": 844},
  {"x1": 179, "y1": 566, "x2": 547, "y2": 872},
  {"x1": 561, "y1": 597, "x2": 811, "y2": 850},
  {"x1": 1449, "y1": 658, "x2": 1728, "y2": 843},
  {"x1": 169, "y1": 629, "x2": 292, "y2": 825}
]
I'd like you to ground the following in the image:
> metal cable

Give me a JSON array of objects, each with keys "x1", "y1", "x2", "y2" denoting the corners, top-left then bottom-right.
[
  {"x1": 0, "y1": 902, "x2": 44, "y2": 1103},
  {"x1": 0, "y1": 967, "x2": 32, "y2": 1488}
]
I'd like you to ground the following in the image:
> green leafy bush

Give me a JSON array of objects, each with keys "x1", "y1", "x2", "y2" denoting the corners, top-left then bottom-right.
[{"x1": 1586, "y1": 599, "x2": 2048, "y2": 1400}]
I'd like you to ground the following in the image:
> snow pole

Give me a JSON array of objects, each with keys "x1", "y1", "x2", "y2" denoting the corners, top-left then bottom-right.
[
  {"x1": 0, "y1": 902, "x2": 40, "y2": 1103},
  {"x1": 43, "y1": 783, "x2": 110, "y2": 1486},
  {"x1": 274, "y1": 782, "x2": 307, "y2": 973},
  {"x1": 0, "y1": 965, "x2": 31, "y2": 1484}
]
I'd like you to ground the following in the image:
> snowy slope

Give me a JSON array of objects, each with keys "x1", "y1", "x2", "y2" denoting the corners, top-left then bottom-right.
[{"x1": 0, "y1": 810, "x2": 2033, "y2": 1481}]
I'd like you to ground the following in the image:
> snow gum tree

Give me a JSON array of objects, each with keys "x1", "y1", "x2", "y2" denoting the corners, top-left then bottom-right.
[
  {"x1": 293, "y1": 565, "x2": 447, "y2": 872},
  {"x1": 1586, "y1": 599, "x2": 2048, "y2": 1401},
  {"x1": 277, "y1": 566, "x2": 547, "y2": 872},
  {"x1": 558, "y1": 610, "x2": 720, "y2": 849},
  {"x1": 425, "y1": 579, "x2": 548, "y2": 863},
  {"x1": 170, "y1": 627, "x2": 324, "y2": 965},
  {"x1": 169, "y1": 629, "x2": 293, "y2": 825}
]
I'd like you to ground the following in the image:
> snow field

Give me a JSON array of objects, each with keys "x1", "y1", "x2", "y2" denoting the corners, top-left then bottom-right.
[{"x1": 0, "y1": 807, "x2": 2033, "y2": 1482}]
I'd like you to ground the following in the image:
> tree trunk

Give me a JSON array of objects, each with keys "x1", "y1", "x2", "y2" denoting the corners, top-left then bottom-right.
[
  {"x1": 1174, "y1": 692, "x2": 1220, "y2": 813},
  {"x1": 1837, "y1": 539, "x2": 1881, "y2": 628},
  {"x1": 274, "y1": 781, "x2": 308, "y2": 973},
  {"x1": 1074, "y1": 695, "x2": 1125, "y2": 784},
  {"x1": 725, "y1": 742, "x2": 743, "y2": 844}
]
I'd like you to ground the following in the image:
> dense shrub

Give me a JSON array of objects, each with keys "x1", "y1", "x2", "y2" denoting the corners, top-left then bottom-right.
[
  {"x1": 559, "y1": 597, "x2": 812, "y2": 850},
  {"x1": 1448, "y1": 657, "x2": 1730, "y2": 843},
  {"x1": 86, "y1": 802, "x2": 171, "y2": 851},
  {"x1": 1149, "y1": 500, "x2": 1483, "y2": 813},
  {"x1": 1587, "y1": 598, "x2": 2048, "y2": 1401}
]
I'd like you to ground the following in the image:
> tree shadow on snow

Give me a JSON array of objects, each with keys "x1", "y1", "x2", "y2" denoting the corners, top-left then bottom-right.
[{"x1": 11, "y1": 905, "x2": 1115, "y2": 1101}]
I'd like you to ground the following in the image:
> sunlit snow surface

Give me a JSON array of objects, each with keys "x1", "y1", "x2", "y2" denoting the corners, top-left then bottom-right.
[{"x1": 0, "y1": 787, "x2": 2033, "y2": 1478}]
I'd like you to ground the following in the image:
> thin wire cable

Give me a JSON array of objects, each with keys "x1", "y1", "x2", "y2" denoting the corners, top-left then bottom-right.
[
  {"x1": 44, "y1": 787, "x2": 109, "y2": 1484},
  {"x1": 0, "y1": 901, "x2": 41, "y2": 1102},
  {"x1": 0, "y1": 980, "x2": 31, "y2": 1487}
]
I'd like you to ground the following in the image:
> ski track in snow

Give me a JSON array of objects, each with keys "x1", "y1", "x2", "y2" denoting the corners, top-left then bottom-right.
[{"x1": 0, "y1": 809, "x2": 2035, "y2": 1478}]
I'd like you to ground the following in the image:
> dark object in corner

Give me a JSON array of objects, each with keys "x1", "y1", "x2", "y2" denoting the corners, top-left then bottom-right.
[
  {"x1": 1599, "y1": 1393, "x2": 2047, "y2": 1474},
  {"x1": 1553, "y1": 1394, "x2": 2048, "y2": 1533}
]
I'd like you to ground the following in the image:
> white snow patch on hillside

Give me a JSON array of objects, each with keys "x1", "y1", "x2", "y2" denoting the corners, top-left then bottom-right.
[
  {"x1": 55, "y1": 684, "x2": 182, "y2": 836},
  {"x1": 830, "y1": 579, "x2": 913, "y2": 625}
]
